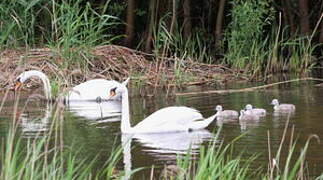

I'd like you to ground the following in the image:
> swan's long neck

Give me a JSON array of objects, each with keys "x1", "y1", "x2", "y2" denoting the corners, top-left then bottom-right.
[
  {"x1": 21, "y1": 71, "x2": 52, "y2": 100},
  {"x1": 121, "y1": 89, "x2": 132, "y2": 133},
  {"x1": 189, "y1": 112, "x2": 218, "y2": 130}
]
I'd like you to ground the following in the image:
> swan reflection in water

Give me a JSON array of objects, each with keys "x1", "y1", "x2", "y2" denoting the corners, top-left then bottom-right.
[
  {"x1": 121, "y1": 130, "x2": 214, "y2": 180},
  {"x1": 66, "y1": 100, "x2": 121, "y2": 123},
  {"x1": 19, "y1": 101, "x2": 52, "y2": 138}
]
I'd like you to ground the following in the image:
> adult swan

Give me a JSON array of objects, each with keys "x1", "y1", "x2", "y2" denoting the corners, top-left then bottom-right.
[
  {"x1": 107, "y1": 84, "x2": 218, "y2": 133},
  {"x1": 13, "y1": 70, "x2": 129, "y2": 101}
]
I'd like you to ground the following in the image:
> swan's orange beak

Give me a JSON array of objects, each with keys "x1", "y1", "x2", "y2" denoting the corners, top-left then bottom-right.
[{"x1": 107, "y1": 87, "x2": 117, "y2": 101}]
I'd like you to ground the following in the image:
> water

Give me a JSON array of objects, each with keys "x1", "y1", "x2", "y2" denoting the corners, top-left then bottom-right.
[{"x1": 1, "y1": 80, "x2": 323, "y2": 178}]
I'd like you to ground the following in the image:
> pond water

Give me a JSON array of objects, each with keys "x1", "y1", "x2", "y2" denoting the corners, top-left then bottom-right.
[{"x1": 1, "y1": 80, "x2": 323, "y2": 178}]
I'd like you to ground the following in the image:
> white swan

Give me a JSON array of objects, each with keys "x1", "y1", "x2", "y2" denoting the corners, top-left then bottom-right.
[
  {"x1": 271, "y1": 99, "x2": 295, "y2": 112},
  {"x1": 215, "y1": 105, "x2": 239, "y2": 119},
  {"x1": 13, "y1": 70, "x2": 129, "y2": 101},
  {"x1": 239, "y1": 110, "x2": 260, "y2": 121},
  {"x1": 107, "y1": 84, "x2": 218, "y2": 133},
  {"x1": 245, "y1": 104, "x2": 266, "y2": 117}
]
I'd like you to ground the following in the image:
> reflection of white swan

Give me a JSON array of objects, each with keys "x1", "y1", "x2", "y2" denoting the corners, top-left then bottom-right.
[
  {"x1": 133, "y1": 130, "x2": 213, "y2": 154},
  {"x1": 107, "y1": 85, "x2": 218, "y2": 133},
  {"x1": 67, "y1": 101, "x2": 121, "y2": 122},
  {"x1": 13, "y1": 70, "x2": 129, "y2": 101},
  {"x1": 19, "y1": 101, "x2": 52, "y2": 137},
  {"x1": 121, "y1": 130, "x2": 213, "y2": 180}
]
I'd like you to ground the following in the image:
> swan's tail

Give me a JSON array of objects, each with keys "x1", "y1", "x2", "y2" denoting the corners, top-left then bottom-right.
[{"x1": 189, "y1": 113, "x2": 218, "y2": 130}]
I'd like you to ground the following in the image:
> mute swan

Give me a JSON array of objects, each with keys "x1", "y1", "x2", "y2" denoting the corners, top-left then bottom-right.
[
  {"x1": 107, "y1": 85, "x2": 218, "y2": 133},
  {"x1": 215, "y1": 105, "x2": 239, "y2": 119},
  {"x1": 271, "y1": 99, "x2": 295, "y2": 111},
  {"x1": 13, "y1": 70, "x2": 129, "y2": 101},
  {"x1": 239, "y1": 110, "x2": 260, "y2": 121},
  {"x1": 245, "y1": 104, "x2": 266, "y2": 117}
]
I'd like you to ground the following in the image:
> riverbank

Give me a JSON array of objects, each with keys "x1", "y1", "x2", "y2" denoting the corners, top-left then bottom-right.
[{"x1": 0, "y1": 45, "x2": 246, "y2": 91}]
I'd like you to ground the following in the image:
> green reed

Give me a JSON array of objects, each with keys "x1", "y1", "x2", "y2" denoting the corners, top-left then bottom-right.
[
  {"x1": 0, "y1": 95, "x2": 124, "y2": 180},
  {"x1": 166, "y1": 118, "x2": 319, "y2": 180}
]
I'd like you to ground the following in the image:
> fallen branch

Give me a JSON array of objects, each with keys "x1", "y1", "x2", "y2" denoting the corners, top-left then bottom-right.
[{"x1": 175, "y1": 77, "x2": 323, "y2": 96}]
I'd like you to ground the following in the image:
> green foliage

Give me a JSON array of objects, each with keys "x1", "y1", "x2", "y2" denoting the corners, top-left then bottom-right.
[
  {"x1": 281, "y1": 37, "x2": 317, "y2": 73},
  {"x1": 225, "y1": 0, "x2": 275, "y2": 71},
  {"x1": 152, "y1": 15, "x2": 211, "y2": 63},
  {"x1": 50, "y1": 0, "x2": 120, "y2": 49},
  {"x1": 0, "y1": 0, "x2": 47, "y2": 48},
  {"x1": 0, "y1": 0, "x2": 120, "y2": 50}
]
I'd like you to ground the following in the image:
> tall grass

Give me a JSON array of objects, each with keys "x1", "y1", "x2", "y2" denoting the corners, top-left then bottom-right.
[
  {"x1": 0, "y1": 96, "x2": 124, "y2": 180},
  {"x1": 0, "y1": 0, "x2": 46, "y2": 48},
  {"x1": 151, "y1": 15, "x2": 211, "y2": 63},
  {"x1": 173, "y1": 140, "x2": 259, "y2": 180},
  {"x1": 160, "y1": 118, "x2": 319, "y2": 180},
  {"x1": 224, "y1": 0, "x2": 274, "y2": 74},
  {"x1": 224, "y1": 0, "x2": 319, "y2": 75},
  {"x1": 0, "y1": 95, "x2": 321, "y2": 179}
]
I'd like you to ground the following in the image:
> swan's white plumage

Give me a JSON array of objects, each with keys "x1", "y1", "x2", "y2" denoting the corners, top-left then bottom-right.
[
  {"x1": 133, "y1": 106, "x2": 204, "y2": 133},
  {"x1": 245, "y1": 104, "x2": 266, "y2": 117},
  {"x1": 271, "y1": 99, "x2": 295, "y2": 112},
  {"x1": 15, "y1": 70, "x2": 128, "y2": 102},
  {"x1": 111, "y1": 85, "x2": 217, "y2": 134},
  {"x1": 66, "y1": 79, "x2": 123, "y2": 101}
]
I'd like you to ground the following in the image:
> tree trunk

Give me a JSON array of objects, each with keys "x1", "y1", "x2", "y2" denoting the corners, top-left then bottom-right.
[
  {"x1": 124, "y1": 0, "x2": 135, "y2": 47},
  {"x1": 298, "y1": 0, "x2": 310, "y2": 36},
  {"x1": 283, "y1": 0, "x2": 296, "y2": 36},
  {"x1": 214, "y1": 0, "x2": 226, "y2": 50},
  {"x1": 183, "y1": 0, "x2": 191, "y2": 39},
  {"x1": 145, "y1": 0, "x2": 156, "y2": 53}
]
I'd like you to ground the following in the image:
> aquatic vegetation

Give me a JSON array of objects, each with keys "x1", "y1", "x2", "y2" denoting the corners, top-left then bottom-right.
[
  {"x1": 0, "y1": 99, "x2": 124, "y2": 180},
  {"x1": 161, "y1": 120, "x2": 318, "y2": 180},
  {"x1": 0, "y1": 95, "x2": 321, "y2": 179}
]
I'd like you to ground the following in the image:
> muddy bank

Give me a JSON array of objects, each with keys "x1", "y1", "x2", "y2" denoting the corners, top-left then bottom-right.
[{"x1": 0, "y1": 45, "x2": 244, "y2": 91}]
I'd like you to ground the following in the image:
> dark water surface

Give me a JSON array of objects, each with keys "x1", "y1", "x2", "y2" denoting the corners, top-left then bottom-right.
[{"x1": 1, "y1": 80, "x2": 323, "y2": 178}]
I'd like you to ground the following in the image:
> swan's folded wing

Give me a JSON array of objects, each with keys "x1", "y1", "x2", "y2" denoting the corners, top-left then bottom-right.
[
  {"x1": 67, "y1": 79, "x2": 121, "y2": 101},
  {"x1": 134, "y1": 106, "x2": 203, "y2": 130}
]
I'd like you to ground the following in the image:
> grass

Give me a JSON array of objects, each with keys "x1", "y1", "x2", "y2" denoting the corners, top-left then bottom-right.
[
  {"x1": 158, "y1": 117, "x2": 320, "y2": 180},
  {"x1": 0, "y1": 84, "x2": 322, "y2": 180},
  {"x1": 0, "y1": 94, "x2": 125, "y2": 180},
  {"x1": 0, "y1": 104, "x2": 322, "y2": 179}
]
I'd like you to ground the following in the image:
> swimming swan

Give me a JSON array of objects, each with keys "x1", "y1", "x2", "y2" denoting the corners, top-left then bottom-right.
[
  {"x1": 215, "y1": 105, "x2": 239, "y2": 119},
  {"x1": 107, "y1": 84, "x2": 218, "y2": 133},
  {"x1": 271, "y1": 99, "x2": 295, "y2": 111},
  {"x1": 245, "y1": 104, "x2": 266, "y2": 117},
  {"x1": 239, "y1": 110, "x2": 260, "y2": 121},
  {"x1": 13, "y1": 70, "x2": 129, "y2": 101}
]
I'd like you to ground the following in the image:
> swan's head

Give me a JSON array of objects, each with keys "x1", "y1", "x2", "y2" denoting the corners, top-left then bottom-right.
[
  {"x1": 12, "y1": 76, "x2": 24, "y2": 91},
  {"x1": 215, "y1": 105, "x2": 223, "y2": 112},
  {"x1": 107, "y1": 83, "x2": 128, "y2": 101},
  {"x1": 271, "y1": 99, "x2": 279, "y2": 106},
  {"x1": 12, "y1": 70, "x2": 44, "y2": 91},
  {"x1": 245, "y1": 104, "x2": 253, "y2": 110}
]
